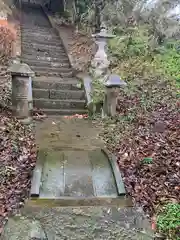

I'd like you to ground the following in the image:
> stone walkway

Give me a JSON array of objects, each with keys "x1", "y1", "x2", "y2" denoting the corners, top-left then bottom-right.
[
  {"x1": 1, "y1": 117, "x2": 154, "y2": 239},
  {"x1": 2, "y1": 206, "x2": 153, "y2": 240},
  {"x1": 32, "y1": 117, "x2": 120, "y2": 199}
]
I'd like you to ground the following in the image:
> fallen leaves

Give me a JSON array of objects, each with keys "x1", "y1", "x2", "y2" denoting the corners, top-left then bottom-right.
[
  {"x1": 64, "y1": 114, "x2": 88, "y2": 119},
  {"x1": 117, "y1": 105, "x2": 180, "y2": 215},
  {"x1": 99, "y1": 75, "x2": 180, "y2": 230},
  {"x1": 0, "y1": 109, "x2": 36, "y2": 229}
]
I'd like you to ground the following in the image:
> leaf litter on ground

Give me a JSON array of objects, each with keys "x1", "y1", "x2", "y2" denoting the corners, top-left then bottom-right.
[
  {"x1": 97, "y1": 75, "x2": 180, "y2": 238},
  {"x1": 0, "y1": 108, "x2": 36, "y2": 229}
]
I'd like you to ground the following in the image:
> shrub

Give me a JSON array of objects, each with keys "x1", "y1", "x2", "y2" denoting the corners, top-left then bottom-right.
[{"x1": 157, "y1": 203, "x2": 180, "y2": 239}]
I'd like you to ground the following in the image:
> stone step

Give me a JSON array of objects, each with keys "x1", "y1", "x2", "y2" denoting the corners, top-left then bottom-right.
[
  {"x1": 22, "y1": 33, "x2": 60, "y2": 40},
  {"x1": 32, "y1": 78, "x2": 81, "y2": 91},
  {"x1": 21, "y1": 30, "x2": 54, "y2": 36},
  {"x1": 22, "y1": 52, "x2": 68, "y2": 61},
  {"x1": 22, "y1": 38, "x2": 62, "y2": 47},
  {"x1": 31, "y1": 67, "x2": 73, "y2": 77},
  {"x1": 20, "y1": 24, "x2": 55, "y2": 33},
  {"x1": 37, "y1": 150, "x2": 118, "y2": 199},
  {"x1": 33, "y1": 98, "x2": 86, "y2": 109},
  {"x1": 23, "y1": 59, "x2": 70, "y2": 68},
  {"x1": 3, "y1": 203, "x2": 154, "y2": 240},
  {"x1": 22, "y1": 42, "x2": 64, "y2": 51},
  {"x1": 33, "y1": 89, "x2": 85, "y2": 100},
  {"x1": 21, "y1": 25, "x2": 54, "y2": 31},
  {"x1": 34, "y1": 71, "x2": 73, "y2": 78},
  {"x1": 31, "y1": 65, "x2": 71, "y2": 72},
  {"x1": 21, "y1": 31, "x2": 58, "y2": 39},
  {"x1": 34, "y1": 108, "x2": 87, "y2": 115},
  {"x1": 22, "y1": 50, "x2": 67, "y2": 58},
  {"x1": 34, "y1": 72, "x2": 71, "y2": 78},
  {"x1": 22, "y1": 46, "x2": 65, "y2": 55},
  {"x1": 21, "y1": 55, "x2": 69, "y2": 63}
]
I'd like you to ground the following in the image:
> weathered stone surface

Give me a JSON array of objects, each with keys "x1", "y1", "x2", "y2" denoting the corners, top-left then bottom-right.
[
  {"x1": 39, "y1": 151, "x2": 65, "y2": 198},
  {"x1": 21, "y1": 3, "x2": 86, "y2": 114},
  {"x1": 1, "y1": 217, "x2": 47, "y2": 240},
  {"x1": 23, "y1": 59, "x2": 70, "y2": 68},
  {"x1": 49, "y1": 89, "x2": 85, "y2": 100},
  {"x1": 33, "y1": 89, "x2": 49, "y2": 99},
  {"x1": 31, "y1": 156, "x2": 44, "y2": 198},
  {"x1": 21, "y1": 55, "x2": 68, "y2": 63},
  {"x1": 28, "y1": 196, "x2": 132, "y2": 207},
  {"x1": 33, "y1": 99, "x2": 86, "y2": 109},
  {"x1": 8, "y1": 62, "x2": 34, "y2": 77},
  {"x1": 32, "y1": 77, "x2": 79, "y2": 91},
  {"x1": 33, "y1": 118, "x2": 120, "y2": 199},
  {"x1": 35, "y1": 117, "x2": 104, "y2": 151},
  {"x1": 11, "y1": 75, "x2": 31, "y2": 120},
  {"x1": 34, "y1": 108, "x2": 87, "y2": 115},
  {"x1": 88, "y1": 149, "x2": 117, "y2": 197},
  {"x1": 30, "y1": 66, "x2": 73, "y2": 75},
  {"x1": 2, "y1": 206, "x2": 153, "y2": 240},
  {"x1": 22, "y1": 38, "x2": 61, "y2": 46}
]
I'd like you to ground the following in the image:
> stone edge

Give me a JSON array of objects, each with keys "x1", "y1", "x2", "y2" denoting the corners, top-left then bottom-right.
[
  {"x1": 79, "y1": 74, "x2": 94, "y2": 114},
  {"x1": 101, "y1": 148, "x2": 126, "y2": 196},
  {"x1": 28, "y1": 196, "x2": 132, "y2": 207},
  {"x1": 30, "y1": 156, "x2": 43, "y2": 198}
]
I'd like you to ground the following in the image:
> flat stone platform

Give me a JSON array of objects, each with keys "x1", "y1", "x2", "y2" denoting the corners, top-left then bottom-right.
[
  {"x1": 2, "y1": 205, "x2": 153, "y2": 240},
  {"x1": 31, "y1": 117, "x2": 126, "y2": 201}
]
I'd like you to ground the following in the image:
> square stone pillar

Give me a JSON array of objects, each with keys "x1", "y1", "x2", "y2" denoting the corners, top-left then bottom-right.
[{"x1": 8, "y1": 62, "x2": 35, "y2": 124}]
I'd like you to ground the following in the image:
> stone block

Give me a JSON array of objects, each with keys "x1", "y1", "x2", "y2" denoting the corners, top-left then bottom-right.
[
  {"x1": 33, "y1": 99, "x2": 86, "y2": 109},
  {"x1": 33, "y1": 89, "x2": 49, "y2": 99},
  {"x1": 49, "y1": 89, "x2": 84, "y2": 100}
]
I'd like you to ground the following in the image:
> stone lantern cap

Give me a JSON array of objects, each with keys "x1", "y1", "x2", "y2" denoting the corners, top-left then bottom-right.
[
  {"x1": 8, "y1": 62, "x2": 35, "y2": 77},
  {"x1": 105, "y1": 74, "x2": 127, "y2": 88},
  {"x1": 92, "y1": 28, "x2": 115, "y2": 39}
]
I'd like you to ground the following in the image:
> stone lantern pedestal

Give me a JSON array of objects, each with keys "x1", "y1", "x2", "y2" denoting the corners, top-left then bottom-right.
[
  {"x1": 103, "y1": 74, "x2": 127, "y2": 117},
  {"x1": 8, "y1": 62, "x2": 35, "y2": 124}
]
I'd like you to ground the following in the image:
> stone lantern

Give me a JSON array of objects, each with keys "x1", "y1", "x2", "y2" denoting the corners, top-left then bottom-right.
[
  {"x1": 103, "y1": 74, "x2": 127, "y2": 117},
  {"x1": 8, "y1": 62, "x2": 35, "y2": 124},
  {"x1": 91, "y1": 27, "x2": 115, "y2": 81}
]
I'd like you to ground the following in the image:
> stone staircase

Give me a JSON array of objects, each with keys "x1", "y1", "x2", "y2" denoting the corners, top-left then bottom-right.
[{"x1": 21, "y1": 3, "x2": 86, "y2": 115}]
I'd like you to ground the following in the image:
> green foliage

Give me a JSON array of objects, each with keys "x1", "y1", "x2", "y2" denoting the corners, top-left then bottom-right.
[
  {"x1": 153, "y1": 41, "x2": 180, "y2": 91},
  {"x1": 91, "y1": 78, "x2": 105, "y2": 104},
  {"x1": 157, "y1": 203, "x2": 180, "y2": 239},
  {"x1": 108, "y1": 26, "x2": 150, "y2": 61},
  {"x1": 142, "y1": 157, "x2": 153, "y2": 164},
  {"x1": 75, "y1": 0, "x2": 92, "y2": 15},
  {"x1": 108, "y1": 26, "x2": 180, "y2": 92}
]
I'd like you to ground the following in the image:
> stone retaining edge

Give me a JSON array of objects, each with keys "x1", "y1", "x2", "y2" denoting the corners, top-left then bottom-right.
[
  {"x1": 101, "y1": 148, "x2": 126, "y2": 196},
  {"x1": 30, "y1": 156, "x2": 43, "y2": 197},
  {"x1": 80, "y1": 74, "x2": 94, "y2": 114}
]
